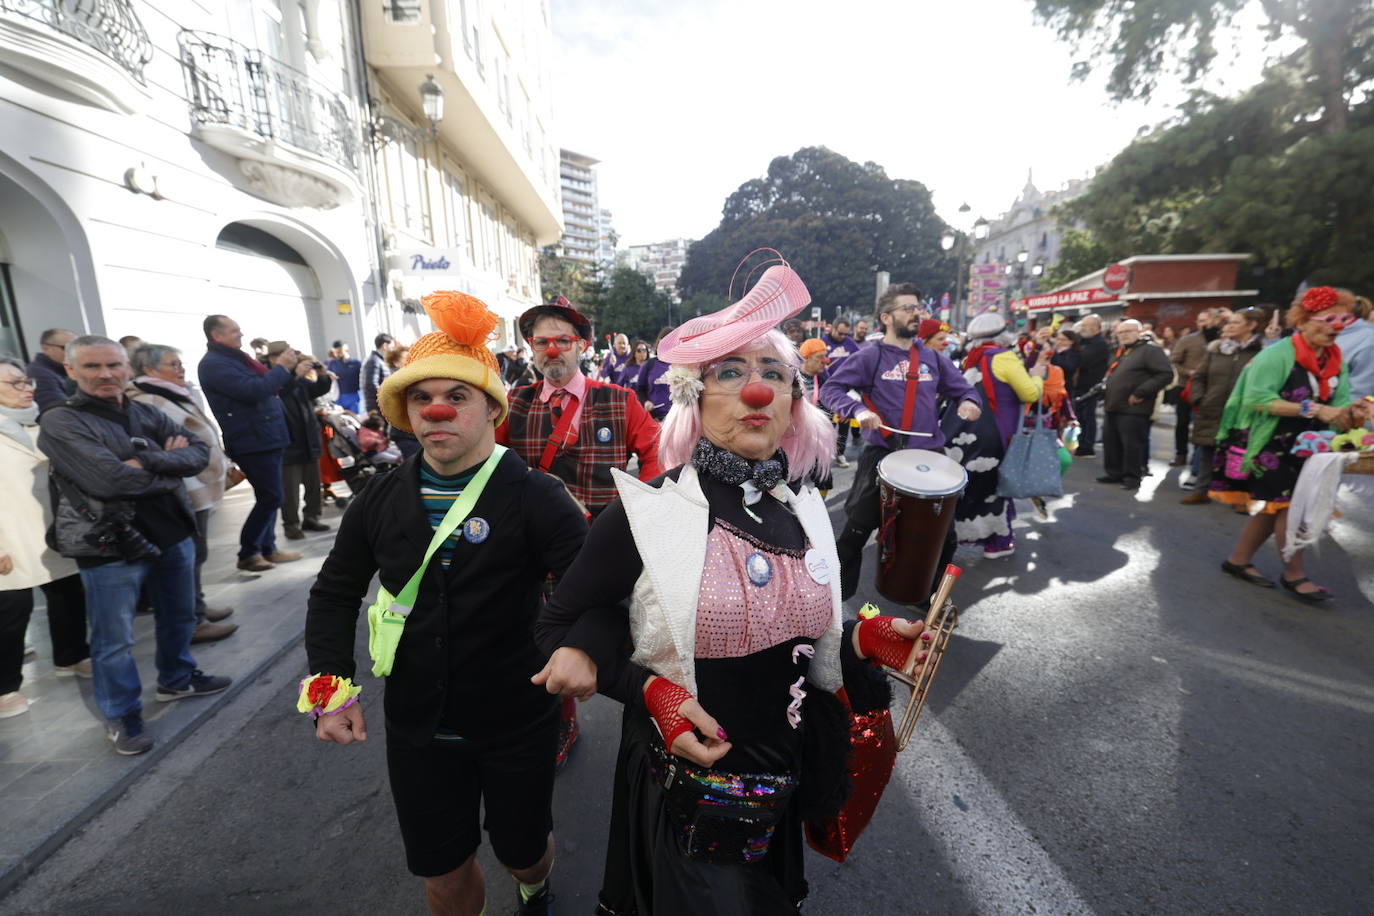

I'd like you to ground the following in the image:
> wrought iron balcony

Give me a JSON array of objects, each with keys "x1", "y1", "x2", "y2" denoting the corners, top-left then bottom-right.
[
  {"x1": 179, "y1": 30, "x2": 360, "y2": 177},
  {"x1": 0, "y1": 0, "x2": 152, "y2": 83}
]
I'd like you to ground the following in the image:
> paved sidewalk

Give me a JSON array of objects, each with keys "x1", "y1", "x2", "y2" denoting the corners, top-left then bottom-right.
[{"x1": 0, "y1": 485, "x2": 360, "y2": 894}]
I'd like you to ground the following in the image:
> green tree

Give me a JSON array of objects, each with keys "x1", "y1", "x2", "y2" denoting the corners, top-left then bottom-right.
[
  {"x1": 1034, "y1": 2, "x2": 1374, "y2": 297},
  {"x1": 595, "y1": 268, "x2": 674, "y2": 343},
  {"x1": 678, "y1": 147, "x2": 956, "y2": 312},
  {"x1": 1032, "y1": 0, "x2": 1372, "y2": 135},
  {"x1": 1038, "y1": 227, "x2": 1118, "y2": 290},
  {"x1": 680, "y1": 291, "x2": 728, "y2": 319}
]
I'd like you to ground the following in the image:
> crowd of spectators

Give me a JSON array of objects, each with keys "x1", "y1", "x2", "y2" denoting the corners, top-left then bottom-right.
[{"x1": 4, "y1": 283, "x2": 1371, "y2": 756}]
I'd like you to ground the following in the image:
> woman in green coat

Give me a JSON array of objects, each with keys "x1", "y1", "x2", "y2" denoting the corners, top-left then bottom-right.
[
  {"x1": 1211, "y1": 288, "x2": 1370, "y2": 601},
  {"x1": 1180, "y1": 308, "x2": 1265, "y2": 503}
]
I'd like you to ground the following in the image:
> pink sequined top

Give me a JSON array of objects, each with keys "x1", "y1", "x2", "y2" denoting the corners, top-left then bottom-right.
[{"x1": 694, "y1": 519, "x2": 832, "y2": 659}]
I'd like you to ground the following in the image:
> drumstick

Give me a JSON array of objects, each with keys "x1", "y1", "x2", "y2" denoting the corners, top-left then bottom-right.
[
  {"x1": 900, "y1": 564, "x2": 962, "y2": 676},
  {"x1": 878, "y1": 425, "x2": 934, "y2": 437}
]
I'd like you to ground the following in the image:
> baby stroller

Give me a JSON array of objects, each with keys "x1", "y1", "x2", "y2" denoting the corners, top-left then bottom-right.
[{"x1": 318, "y1": 407, "x2": 399, "y2": 505}]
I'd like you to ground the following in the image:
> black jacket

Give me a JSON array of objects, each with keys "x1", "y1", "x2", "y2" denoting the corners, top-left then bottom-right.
[
  {"x1": 27, "y1": 352, "x2": 72, "y2": 414},
  {"x1": 39, "y1": 391, "x2": 208, "y2": 562},
  {"x1": 305, "y1": 448, "x2": 588, "y2": 746},
  {"x1": 1103, "y1": 340, "x2": 1175, "y2": 415},
  {"x1": 1076, "y1": 334, "x2": 1111, "y2": 391},
  {"x1": 279, "y1": 372, "x2": 331, "y2": 464}
]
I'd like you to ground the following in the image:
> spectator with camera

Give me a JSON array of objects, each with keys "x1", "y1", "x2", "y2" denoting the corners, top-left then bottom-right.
[
  {"x1": 265, "y1": 341, "x2": 332, "y2": 540},
  {"x1": 0, "y1": 356, "x2": 91, "y2": 719},
  {"x1": 39, "y1": 336, "x2": 231, "y2": 755},
  {"x1": 198, "y1": 315, "x2": 302, "y2": 572},
  {"x1": 128, "y1": 344, "x2": 238, "y2": 643}
]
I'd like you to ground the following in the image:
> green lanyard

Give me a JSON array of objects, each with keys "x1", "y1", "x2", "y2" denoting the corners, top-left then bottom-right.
[{"x1": 367, "y1": 445, "x2": 506, "y2": 676}]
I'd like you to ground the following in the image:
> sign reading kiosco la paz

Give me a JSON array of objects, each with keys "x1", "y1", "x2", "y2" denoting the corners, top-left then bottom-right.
[{"x1": 1012, "y1": 288, "x2": 1122, "y2": 312}]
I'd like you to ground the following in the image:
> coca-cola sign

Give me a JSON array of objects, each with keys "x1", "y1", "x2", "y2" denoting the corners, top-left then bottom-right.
[{"x1": 1103, "y1": 263, "x2": 1129, "y2": 292}]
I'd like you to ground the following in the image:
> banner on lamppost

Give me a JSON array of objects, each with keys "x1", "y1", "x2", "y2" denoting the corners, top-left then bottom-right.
[{"x1": 970, "y1": 263, "x2": 1003, "y2": 276}]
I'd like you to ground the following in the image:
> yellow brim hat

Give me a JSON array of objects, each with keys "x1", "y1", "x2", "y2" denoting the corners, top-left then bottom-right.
[{"x1": 377, "y1": 291, "x2": 509, "y2": 432}]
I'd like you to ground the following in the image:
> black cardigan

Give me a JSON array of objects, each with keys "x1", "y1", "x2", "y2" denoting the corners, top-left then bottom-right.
[{"x1": 305, "y1": 448, "x2": 588, "y2": 746}]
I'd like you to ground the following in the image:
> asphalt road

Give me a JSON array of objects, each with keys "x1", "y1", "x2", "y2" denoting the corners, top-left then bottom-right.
[{"x1": 4, "y1": 456, "x2": 1373, "y2": 915}]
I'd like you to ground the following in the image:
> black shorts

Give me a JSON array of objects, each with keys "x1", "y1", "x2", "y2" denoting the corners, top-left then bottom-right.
[{"x1": 386, "y1": 703, "x2": 558, "y2": 877}]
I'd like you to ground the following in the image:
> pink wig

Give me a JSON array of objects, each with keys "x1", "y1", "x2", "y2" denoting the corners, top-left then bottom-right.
[{"x1": 659, "y1": 329, "x2": 835, "y2": 483}]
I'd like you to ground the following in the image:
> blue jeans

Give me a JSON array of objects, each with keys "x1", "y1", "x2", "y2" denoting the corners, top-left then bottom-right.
[
  {"x1": 234, "y1": 449, "x2": 284, "y2": 559},
  {"x1": 80, "y1": 537, "x2": 198, "y2": 721}
]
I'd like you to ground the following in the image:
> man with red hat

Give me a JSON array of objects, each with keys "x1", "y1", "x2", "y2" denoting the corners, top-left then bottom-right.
[
  {"x1": 303, "y1": 291, "x2": 587, "y2": 915},
  {"x1": 497, "y1": 297, "x2": 663, "y2": 765},
  {"x1": 820, "y1": 283, "x2": 982, "y2": 601}
]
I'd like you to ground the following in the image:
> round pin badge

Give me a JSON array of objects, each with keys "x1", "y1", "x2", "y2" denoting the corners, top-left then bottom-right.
[
  {"x1": 745, "y1": 552, "x2": 773, "y2": 587},
  {"x1": 462, "y1": 517, "x2": 490, "y2": 544},
  {"x1": 596, "y1": 426, "x2": 612, "y2": 442},
  {"x1": 803, "y1": 548, "x2": 831, "y2": 585}
]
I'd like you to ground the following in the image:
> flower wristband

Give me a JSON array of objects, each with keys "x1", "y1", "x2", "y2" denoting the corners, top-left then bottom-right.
[{"x1": 297, "y1": 674, "x2": 362, "y2": 720}]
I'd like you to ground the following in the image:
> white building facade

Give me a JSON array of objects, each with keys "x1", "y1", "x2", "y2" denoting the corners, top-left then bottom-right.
[
  {"x1": 363, "y1": 0, "x2": 561, "y2": 348},
  {"x1": 0, "y1": 0, "x2": 385, "y2": 365},
  {"x1": 557, "y1": 148, "x2": 601, "y2": 267},
  {"x1": 619, "y1": 237, "x2": 691, "y2": 302},
  {"x1": 969, "y1": 174, "x2": 1089, "y2": 311}
]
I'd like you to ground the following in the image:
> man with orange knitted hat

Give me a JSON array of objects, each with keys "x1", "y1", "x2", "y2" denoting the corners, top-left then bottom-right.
[{"x1": 302, "y1": 291, "x2": 587, "y2": 916}]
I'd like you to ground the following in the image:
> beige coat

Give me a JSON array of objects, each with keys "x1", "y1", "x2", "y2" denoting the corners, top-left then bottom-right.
[
  {"x1": 0, "y1": 427, "x2": 78, "y2": 590},
  {"x1": 127, "y1": 382, "x2": 231, "y2": 511}
]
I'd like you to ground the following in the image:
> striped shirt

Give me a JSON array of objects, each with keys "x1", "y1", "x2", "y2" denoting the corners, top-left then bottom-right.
[{"x1": 419, "y1": 461, "x2": 480, "y2": 567}]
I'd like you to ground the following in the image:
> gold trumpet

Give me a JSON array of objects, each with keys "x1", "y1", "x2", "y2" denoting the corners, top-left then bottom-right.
[{"x1": 887, "y1": 564, "x2": 961, "y2": 751}]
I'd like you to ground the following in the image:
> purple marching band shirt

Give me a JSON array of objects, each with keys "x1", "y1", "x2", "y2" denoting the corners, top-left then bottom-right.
[
  {"x1": 637, "y1": 358, "x2": 672, "y2": 420},
  {"x1": 601, "y1": 349, "x2": 630, "y2": 384},
  {"x1": 819, "y1": 341, "x2": 980, "y2": 451}
]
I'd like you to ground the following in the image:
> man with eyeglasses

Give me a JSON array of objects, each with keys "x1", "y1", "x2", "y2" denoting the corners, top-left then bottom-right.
[
  {"x1": 820, "y1": 282, "x2": 982, "y2": 601},
  {"x1": 497, "y1": 298, "x2": 663, "y2": 767},
  {"x1": 26, "y1": 328, "x2": 77, "y2": 413}
]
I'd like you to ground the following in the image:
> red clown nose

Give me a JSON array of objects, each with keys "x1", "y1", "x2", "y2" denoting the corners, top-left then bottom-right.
[
  {"x1": 420, "y1": 403, "x2": 457, "y2": 422},
  {"x1": 740, "y1": 381, "x2": 775, "y2": 408},
  {"x1": 543, "y1": 342, "x2": 564, "y2": 358}
]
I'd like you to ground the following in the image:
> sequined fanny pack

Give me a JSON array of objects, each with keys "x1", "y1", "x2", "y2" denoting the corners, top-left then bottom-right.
[{"x1": 648, "y1": 741, "x2": 798, "y2": 865}]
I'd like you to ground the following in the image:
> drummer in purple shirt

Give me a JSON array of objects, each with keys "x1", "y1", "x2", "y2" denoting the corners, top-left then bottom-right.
[{"x1": 820, "y1": 282, "x2": 982, "y2": 601}]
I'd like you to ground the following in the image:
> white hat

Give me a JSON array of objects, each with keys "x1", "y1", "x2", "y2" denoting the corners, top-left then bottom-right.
[{"x1": 967, "y1": 312, "x2": 1008, "y2": 340}]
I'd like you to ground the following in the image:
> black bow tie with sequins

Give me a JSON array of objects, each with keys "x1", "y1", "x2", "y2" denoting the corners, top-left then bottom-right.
[{"x1": 692, "y1": 438, "x2": 789, "y2": 492}]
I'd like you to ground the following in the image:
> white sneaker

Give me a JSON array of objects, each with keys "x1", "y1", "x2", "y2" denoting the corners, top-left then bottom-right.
[
  {"x1": 983, "y1": 547, "x2": 1015, "y2": 559},
  {"x1": 55, "y1": 658, "x2": 94, "y2": 678},
  {"x1": 1180, "y1": 475, "x2": 1197, "y2": 490},
  {"x1": 833, "y1": 455, "x2": 850, "y2": 468},
  {"x1": 0, "y1": 691, "x2": 30, "y2": 719}
]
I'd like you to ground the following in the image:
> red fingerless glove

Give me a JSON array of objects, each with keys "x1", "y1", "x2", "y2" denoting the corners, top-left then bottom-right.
[
  {"x1": 856, "y1": 616, "x2": 919, "y2": 670},
  {"x1": 644, "y1": 676, "x2": 695, "y2": 751}
]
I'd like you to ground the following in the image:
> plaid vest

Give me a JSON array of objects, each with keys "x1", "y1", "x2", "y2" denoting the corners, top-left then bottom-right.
[{"x1": 505, "y1": 381, "x2": 632, "y2": 512}]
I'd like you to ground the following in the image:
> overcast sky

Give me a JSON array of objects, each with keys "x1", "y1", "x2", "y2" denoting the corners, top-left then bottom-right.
[{"x1": 551, "y1": 0, "x2": 1284, "y2": 247}]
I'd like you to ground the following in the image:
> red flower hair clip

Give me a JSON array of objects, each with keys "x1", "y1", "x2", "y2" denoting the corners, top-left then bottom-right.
[{"x1": 1301, "y1": 286, "x2": 1340, "y2": 312}]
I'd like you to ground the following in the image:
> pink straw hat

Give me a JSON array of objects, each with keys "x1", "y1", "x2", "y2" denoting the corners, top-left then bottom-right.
[{"x1": 656, "y1": 254, "x2": 811, "y2": 364}]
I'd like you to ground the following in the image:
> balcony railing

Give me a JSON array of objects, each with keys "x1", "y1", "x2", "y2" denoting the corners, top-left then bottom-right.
[
  {"x1": 1, "y1": 0, "x2": 152, "y2": 83},
  {"x1": 179, "y1": 30, "x2": 359, "y2": 174}
]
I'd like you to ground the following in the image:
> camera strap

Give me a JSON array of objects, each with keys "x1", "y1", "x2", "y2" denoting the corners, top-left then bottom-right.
[{"x1": 51, "y1": 471, "x2": 102, "y2": 523}]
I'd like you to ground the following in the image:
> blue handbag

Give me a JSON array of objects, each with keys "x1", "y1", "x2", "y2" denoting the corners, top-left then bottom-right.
[{"x1": 996, "y1": 401, "x2": 1063, "y2": 499}]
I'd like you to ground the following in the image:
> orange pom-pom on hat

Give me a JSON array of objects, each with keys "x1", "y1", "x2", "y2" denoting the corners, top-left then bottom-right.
[{"x1": 377, "y1": 290, "x2": 510, "y2": 432}]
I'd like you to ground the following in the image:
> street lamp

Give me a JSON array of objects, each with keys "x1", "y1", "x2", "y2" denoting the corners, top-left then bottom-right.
[
  {"x1": 372, "y1": 73, "x2": 445, "y2": 145},
  {"x1": 1003, "y1": 249, "x2": 1047, "y2": 322},
  {"x1": 941, "y1": 203, "x2": 986, "y2": 329}
]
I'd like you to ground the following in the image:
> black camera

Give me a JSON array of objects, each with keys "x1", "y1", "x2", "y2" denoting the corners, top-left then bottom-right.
[
  {"x1": 312, "y1": 361, "x2": 325, "y2": 371},
  {"x1": 87, "y1": 514, "x2": 162, "y2": 562}
]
